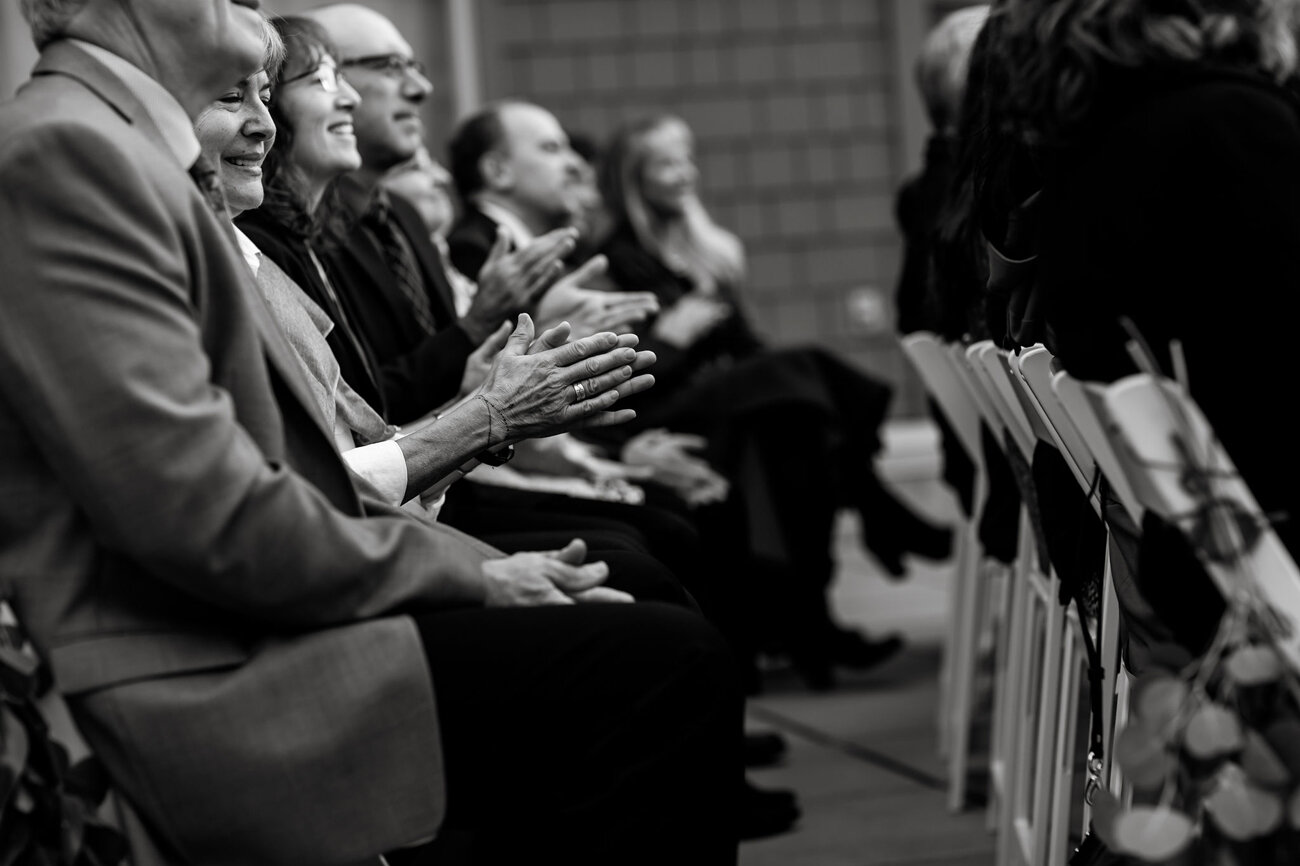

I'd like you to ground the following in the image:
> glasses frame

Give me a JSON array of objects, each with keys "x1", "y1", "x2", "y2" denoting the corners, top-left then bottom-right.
[
  {"x1": 340, "y1": 53, "x2": 428, "y2": 79},
  {"x1": 281, "y1": 61, "x2": 346, "y2": 93}
]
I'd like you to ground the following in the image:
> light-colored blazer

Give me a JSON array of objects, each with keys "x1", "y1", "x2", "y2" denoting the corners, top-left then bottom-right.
[{"x1": 0, "y1": 41, "x2": 501, "y2": 866}]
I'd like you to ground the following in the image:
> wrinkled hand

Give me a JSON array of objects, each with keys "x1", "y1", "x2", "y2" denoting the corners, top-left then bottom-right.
[
  {"x1": 621, "y1": 429, "x2": 730, "y2": 507},
  {"x1": 510, "y1": 435, "x2": 655, "y2": 483},
  {"x1": 458, "y1": 320, "x2": 512, "y2": 398},
  {"x1": 462, "y1": 227, "x2": 578, "y2": 344},
  {"x1": 481, "y1": 539, "x2": 634, "y2": 606},
  {"x1": 652, "y1": 293, "x2": 731, "y2": 349},
  {"x1": 474, "y1": 313, "x2": 656, "y2": 441},
  {"x1": 535, "y1": 256, "x2": 660, "y2": 338}
]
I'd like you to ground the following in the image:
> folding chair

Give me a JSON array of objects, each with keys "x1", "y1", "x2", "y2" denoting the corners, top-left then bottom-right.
[
  {"x1": 900, "y1": 332, "x2": 987, "y2": 813},
  {"x1": 1016, "y1": 355, "x2": 1136, "y2": 829},
  {"x1": 1098, "y1": 374, "x2": 1300, "y2": 673},
  {"x1": 1051, "y1": 370, "x2": 1148, "y2": 803},
  {"x1": 943, "y1": 342, "x2": 1024, "y2": 828},
  {"x1": 1007, "y1": 348, "x2": 1119, "y2": 865},
  {"x1": 969, "y1": 344, "x2": 1072, "y2": 866}
]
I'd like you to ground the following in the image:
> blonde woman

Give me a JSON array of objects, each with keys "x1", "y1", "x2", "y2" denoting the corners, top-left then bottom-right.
[{"x1": 597, "y1": 115, "x2": 954, "y2": 688}]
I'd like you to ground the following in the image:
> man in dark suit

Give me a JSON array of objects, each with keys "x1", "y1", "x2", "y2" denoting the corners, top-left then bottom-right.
[
  {"x1": 445, "y1": 100, "x2": 588, "y2": 279},
  {"x1": 0, "y1": 2, "x2": 739, "y2": 863}
]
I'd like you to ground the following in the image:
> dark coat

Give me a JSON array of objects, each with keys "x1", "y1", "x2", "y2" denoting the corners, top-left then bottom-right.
[
  {"x1": 445, "y1": 204, "x2": 500, "y2": 281},
  {"x1": 311, "y1": 193, "x2": 472, "y2": 425},
  {"x1": 1040, "y1": 67, "x2": 1300, "y2": 556}
]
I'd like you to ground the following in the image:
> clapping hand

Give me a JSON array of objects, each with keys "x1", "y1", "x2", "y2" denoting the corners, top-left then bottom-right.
[
  {"x1": 457, "y1": 319, "x2": 513, "y2": 398},
  {"x1": 481, "y1": 538, "x2": 634, "y2": 606},
  {"x1": 534, "y1": 255, "x2": 660, "y2": 338},
  {"x1": 651, "y1": 293, "x2": 731, "y2": 349},
  {"x1": 620, "y1": 429, "x2": 730, "y2": 507},
  {"x1": 461, "y1": 227, "x2": 578, "y2": 343},
  {"x1": 473, "y1": 313, "x2": 656, "y2": 441}
]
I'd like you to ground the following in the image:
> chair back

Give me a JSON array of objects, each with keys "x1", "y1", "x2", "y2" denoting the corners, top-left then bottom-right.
[
  {"x1": 1099, "y1": 373, "x2": 1300, "y2": 672},
  {"x1": 1050, "y1": 372, "x2": 1143, "y2": 524},
  {"x1": 900, "y1": 331, "x2": 983, "y2": 464},
  {"x1": 1013, "y1": 348, "x2": 1097, "y2": 502}
]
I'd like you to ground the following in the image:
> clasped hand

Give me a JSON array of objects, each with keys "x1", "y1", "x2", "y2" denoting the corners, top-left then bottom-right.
[
  {"x1": 482, "y1": 538, "x2": 633, "y2": 606},
  {"x1": 473, "y1": 313, "x2": 656, "y2": 441}
]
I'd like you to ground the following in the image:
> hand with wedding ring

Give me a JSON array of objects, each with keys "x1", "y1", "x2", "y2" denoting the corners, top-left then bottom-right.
[{"x1": 471, "y1": 313, "x2": 656, "y2": 443}]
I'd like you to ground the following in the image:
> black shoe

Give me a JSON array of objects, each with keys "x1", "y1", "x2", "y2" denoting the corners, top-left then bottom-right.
[
  {"x1": 745, "y1": 731, "x2": 788, "y2": 768},
  {"x1": 740, "y1": 780, "x2": 800, "y2": 841},
  {"x1": 859, "y1": 487, "x2": 954, "y2": 578}
]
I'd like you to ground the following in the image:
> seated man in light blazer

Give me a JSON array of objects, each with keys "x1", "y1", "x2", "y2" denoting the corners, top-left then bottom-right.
[{"x1": 0, "y1": 2, "x2": 740, "y2": 865}]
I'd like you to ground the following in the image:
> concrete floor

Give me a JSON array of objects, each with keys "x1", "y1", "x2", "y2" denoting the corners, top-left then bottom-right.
[{"x1": 740, "y1": 419, "x2": 995, "y2": 865}]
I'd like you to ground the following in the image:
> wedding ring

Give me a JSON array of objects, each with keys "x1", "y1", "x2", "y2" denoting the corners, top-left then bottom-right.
[{"x1": 572, "y1": 381, "x2": 586, "y2": 403}]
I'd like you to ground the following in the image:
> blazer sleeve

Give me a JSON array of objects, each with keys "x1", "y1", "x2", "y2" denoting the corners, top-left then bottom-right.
[
  {"x1": 0, "y1": 122, "x2": 499, "y2": 627},
  {"x1": 446, "y1": 216, "x2": 494, "y2": 280}
]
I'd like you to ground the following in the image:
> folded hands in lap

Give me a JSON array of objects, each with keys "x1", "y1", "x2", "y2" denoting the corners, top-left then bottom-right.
[{"x1": 481, "y1": 538, "x2": 633, "y2": 606}]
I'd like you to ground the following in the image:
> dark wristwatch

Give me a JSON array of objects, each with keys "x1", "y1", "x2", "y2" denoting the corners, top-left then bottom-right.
[{"x1": 475, "y1": 444, "x2": 515, "y2": 467}]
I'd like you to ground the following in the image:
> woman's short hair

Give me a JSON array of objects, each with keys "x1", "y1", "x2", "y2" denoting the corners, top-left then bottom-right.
[
  {"x1": 915, "y1": 5, "x2": 990, "y2": 133},
  {"x1": 19, "y1": 0, "x2": 89, "y2": 49},
  {"x1": 599, "y1": 114, "x2": 745, "y2": 290}
]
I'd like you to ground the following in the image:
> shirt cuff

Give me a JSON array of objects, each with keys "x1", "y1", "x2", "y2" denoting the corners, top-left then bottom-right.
[{"x1": 342, "y1": 439, "x2": 407, "y2": 506}]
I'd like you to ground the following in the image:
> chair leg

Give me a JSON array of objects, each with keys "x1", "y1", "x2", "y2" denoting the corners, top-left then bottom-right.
[{"x1": 946, "y1": 518, "x2": 983, "y2": 812}]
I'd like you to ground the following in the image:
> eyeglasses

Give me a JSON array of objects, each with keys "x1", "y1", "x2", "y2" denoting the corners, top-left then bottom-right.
[
  {"x1": 282, "y1": 62, "x2": 347, "y2": 93},
  {"x1": 340, "y1": 54, "x2": 427, "y2": 79}
]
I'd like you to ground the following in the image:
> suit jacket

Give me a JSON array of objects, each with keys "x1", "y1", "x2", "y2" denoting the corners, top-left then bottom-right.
[
  {"x1": 445, "y1": 205, "x2": 500, "y2": 282},
  {"x1": 315, "y1": 193, "x2": 473, "y2": 424},
  {"x1": 0, "y1": 41, "x2": 503, "y2": 865}
]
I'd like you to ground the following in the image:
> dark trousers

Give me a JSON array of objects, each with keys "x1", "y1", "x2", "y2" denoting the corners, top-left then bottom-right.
[{"x1": 391, "y1": 603, "x2": 742, "y2": 866}]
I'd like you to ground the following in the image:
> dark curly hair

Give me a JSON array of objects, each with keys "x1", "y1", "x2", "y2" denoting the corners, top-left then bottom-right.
[
  {"x1": 990, "y1": 0, "x2": 1298, "y2": 148},
  {"x1": 259, "y1": 15, "x2": 353, "y2": 247}
]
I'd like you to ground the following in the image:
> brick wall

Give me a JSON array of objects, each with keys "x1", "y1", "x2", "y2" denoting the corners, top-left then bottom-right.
[{"x1": 477, "y1": 0, "x2": 924, "y2": 416}]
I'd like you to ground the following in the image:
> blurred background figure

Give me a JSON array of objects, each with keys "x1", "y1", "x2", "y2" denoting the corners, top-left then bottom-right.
[
  {"x1": 595, "y1": 113, "x2": 955, "y2": 689},
  {"x1": 382, "y1": 143, "x2": 481, "y2": 318},
  {"x1": 566, "y1": 129, "x2": 616, "y2": 260},
  {"x1": 893, "y1": 4, "x2": 989, "y2": 339}
]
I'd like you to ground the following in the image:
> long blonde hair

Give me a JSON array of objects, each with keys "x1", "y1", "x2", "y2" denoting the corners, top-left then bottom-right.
[{"x1": 600, "y1": 115, "x2": 746, "y2": 292}]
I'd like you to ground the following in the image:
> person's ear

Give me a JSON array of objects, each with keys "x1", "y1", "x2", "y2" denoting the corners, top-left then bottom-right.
[{"x1": 479, "y1": 150, "x2": 511, "y2": 192}]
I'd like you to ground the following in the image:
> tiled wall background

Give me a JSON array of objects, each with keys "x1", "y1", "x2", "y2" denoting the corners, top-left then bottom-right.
[{"x1": 478, "y1": 0, "x2": 922, "y2": 415}]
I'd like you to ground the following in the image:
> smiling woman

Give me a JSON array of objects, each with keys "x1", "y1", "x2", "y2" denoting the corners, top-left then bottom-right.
[{"x1": 194, "y1": 69, "x2": 275, "y2": 217}]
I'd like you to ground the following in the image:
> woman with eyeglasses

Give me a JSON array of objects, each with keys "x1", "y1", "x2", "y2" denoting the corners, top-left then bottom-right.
[
  {"x1": 206, "y1": 18, "x2": 745, "y2": 864},
  {"x1": 208, "y1": 18, "x2": 666, "y2": 516}
]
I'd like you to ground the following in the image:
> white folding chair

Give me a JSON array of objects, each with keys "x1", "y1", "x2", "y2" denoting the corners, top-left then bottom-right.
[
  {"x1": 899, "y1": 331, "x2": 987, "y2": 813},
  {"x1": 1008, "y1": 348, "x2": 1119, "y2": 865},
  {"x1": 1051, "y1": 370, "x2": 1146, "y2": 804},
  {"x1": 943, "y1": 342, "x2": 1023, "y2": 827},
  {"x1": 1099, "y1": 374, "x2": 1300, "y2": 673},
  {"x1": 972, "y1": 345, "x2": 1071, "y2": 866}
]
